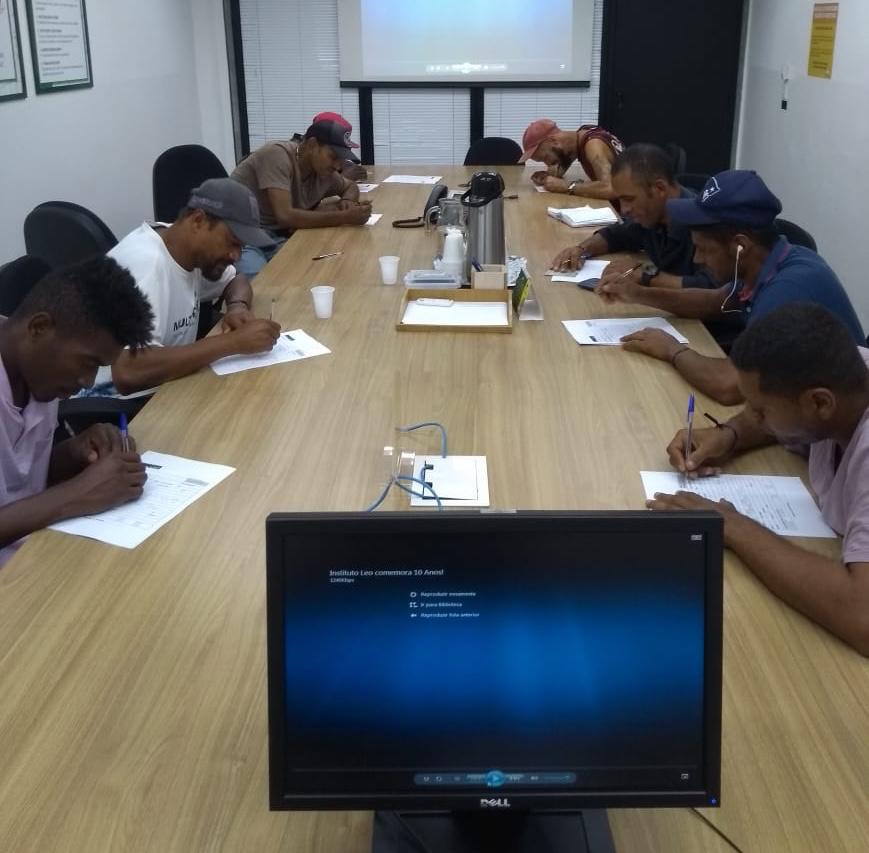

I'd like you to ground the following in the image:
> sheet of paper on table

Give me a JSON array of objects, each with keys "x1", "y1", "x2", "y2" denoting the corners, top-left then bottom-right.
[
  {"x1": 50, "y1": 452, "x2": 236, "y2": 549},
  {"x1": 210, "y1": 330, "x2": 330, "y2": 376},
  {"x1": 640, "y1": 471, "x2": 837, "y2": 538},
  {"x1": 382, "y1": 175, "x2": 443, "y2": 185},
  {"x1": 562, "y1": 317, "x2": 688, "y2": 346},
  {"x1": 409, "y1": 455, "x2": 490, "y2": 507},
  {"x1": 550, "y1": 260, "x2": 610, "y2": 284}
]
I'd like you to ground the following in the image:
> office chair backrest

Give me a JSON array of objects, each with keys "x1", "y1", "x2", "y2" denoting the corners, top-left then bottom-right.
[
  {"x1": 664, "y1": 143, "x2": 688, "y2": 175},
  {"x1": 676, "y1": 173, "x2": 711, "y2": 193},
  {"x1": 464, "y1": 137, "x2": 523, "y2": 166},
  {"x1": 0, "y1": 255, "x2": 52, "y2": 316},
  {"x1": 23, "y1": 201, "x2": 117, "y2": 270},
  {"x1": 153, "y1": 144, "x2": 228, "y2": 223},
  {"x1": 774, "y1": 218, "x2": 817, "y2": 252}
]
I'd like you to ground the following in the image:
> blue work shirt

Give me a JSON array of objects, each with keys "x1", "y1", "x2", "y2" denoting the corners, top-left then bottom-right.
[{"x1": 740, "y1": 237, "x2": 864, "y2": 343}]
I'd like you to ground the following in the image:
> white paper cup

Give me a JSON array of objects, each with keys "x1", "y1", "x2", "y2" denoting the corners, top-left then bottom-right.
[
  {"x1": 310, "y1": 285, "x2": 335, "y2": 318},
  {"x1": 378, "y1": 255, "x2": 400, "y2": 285}
]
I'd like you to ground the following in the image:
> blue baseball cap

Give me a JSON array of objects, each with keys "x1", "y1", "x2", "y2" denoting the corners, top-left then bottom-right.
[{"x1": 668, "y1": 170, "x2": 782, "y2": 228}]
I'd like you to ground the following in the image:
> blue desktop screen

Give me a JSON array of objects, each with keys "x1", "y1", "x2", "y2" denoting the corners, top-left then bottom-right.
[{"x1": 275, "y1": 523, "x2": 710, "y2": 796}]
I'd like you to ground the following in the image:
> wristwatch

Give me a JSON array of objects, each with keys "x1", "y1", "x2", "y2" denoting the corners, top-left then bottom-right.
[{"x1": 640, "y1": 263, "x2": 659, "y2": 286}]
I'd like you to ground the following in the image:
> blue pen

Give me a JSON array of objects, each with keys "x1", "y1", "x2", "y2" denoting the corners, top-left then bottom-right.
[
  {"x1": 683, "y1": 394, "x2": 695, "y2": 481},
  {"x1": 119, "y1": 412, "x2": 129, "y2": 453},
  {"x1": 471, "y1": 257, "x2": 483, "y2": 273}
]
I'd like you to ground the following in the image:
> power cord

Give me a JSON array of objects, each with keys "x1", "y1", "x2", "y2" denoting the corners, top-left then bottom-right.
[
  {"x1": 397, "y1": 421, "x2": 448, "y2": 457},
  {"x1": 689, "y1": 808, "x2": 746, "y2": 853}
]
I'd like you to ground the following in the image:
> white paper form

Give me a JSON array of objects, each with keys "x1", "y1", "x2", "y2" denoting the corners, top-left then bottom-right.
[
  {"x1": 409, "y1": 456, "x2": 490, "y2": 507},
  {"x1": 640, "y1": 472, "x2": 837, "y2": 539},
  {"x1": 550, "y1": 260, "x2": 610, "y2": 284},
  {"x1": 50, "y1": 452, "x2": 236, "y2": 549},
  {"x1": 547, "y1": 205, "x2": 619, "y2": 227},
  {"x1": 401, "y1": 301, "x2": 509, "y2": 328},
  {"x1": 382, "y1": 175, "x2": 443, "y2": 185},
  {"x1": 210, "y1": 330, "x2": 330, "y2": 376},
  {"x1": 357, "y1": 183, "x2": 379, "y2": 192},
  {"x1": 366, "y1": 213, "x2": 383, "y2": 226},
  {"x1": 562, "y1": 317, "x2": 689, "y2": 346}
]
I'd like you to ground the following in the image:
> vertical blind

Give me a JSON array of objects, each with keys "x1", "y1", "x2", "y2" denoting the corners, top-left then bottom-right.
[{"x1": 240, "y1": 0, "x2": 603, "y2": 163}]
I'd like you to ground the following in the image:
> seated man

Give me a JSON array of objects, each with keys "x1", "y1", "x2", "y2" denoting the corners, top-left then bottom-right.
[
  {"x1": 551, "y1": 143, "x2": 716, "y2": 290},
  {"x1": 88, "y1": 178, "x2": 281, "y2": 397},
  {"x1": 232, "y1": 118, "x2": 373, "y2": 275},
  {"x1": 648, "y1": 304, "x2": 869, "y2": 656},
  {"x1": 0, "y1": 257, "x2": 153, "y2": 566},
  {"x1": 518, "y1": 118, "x2": 624, "y2": 199},
  {"x1": 598, "y1": 170, "x2": 864, "y2": 404}
]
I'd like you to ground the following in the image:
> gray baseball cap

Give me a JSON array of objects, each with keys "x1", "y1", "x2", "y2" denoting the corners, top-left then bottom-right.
[{"x1": 187, "y1": 178, "x2": 274, "y2": 247}]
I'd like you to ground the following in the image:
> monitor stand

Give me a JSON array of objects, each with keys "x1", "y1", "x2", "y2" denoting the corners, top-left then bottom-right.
[{"x1": 372, "y1": 809, "x2": 616, "y2": 853}]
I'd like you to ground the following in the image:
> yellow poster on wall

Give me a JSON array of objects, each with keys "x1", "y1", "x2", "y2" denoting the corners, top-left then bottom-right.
[{"x1": 808, "y1": 2, "x2": 838, "y2": 79}]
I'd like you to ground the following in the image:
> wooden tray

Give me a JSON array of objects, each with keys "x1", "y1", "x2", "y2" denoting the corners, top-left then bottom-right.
[{"x1": 396, "y1": 288, "x2": 513, "y2": 333}]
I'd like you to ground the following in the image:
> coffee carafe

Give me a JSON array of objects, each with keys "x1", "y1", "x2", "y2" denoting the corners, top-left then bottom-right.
[{"x1": 461, "y1": 171, "x2": 505, "y2": 281}]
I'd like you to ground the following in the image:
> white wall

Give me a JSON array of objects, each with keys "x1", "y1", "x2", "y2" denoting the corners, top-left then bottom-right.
[
  {"x1": 0, "y1": 0, "x2": 235, "y2": 263},
  {"x1": 737, "y1": 0, "x2": 869, "y2": 328}
]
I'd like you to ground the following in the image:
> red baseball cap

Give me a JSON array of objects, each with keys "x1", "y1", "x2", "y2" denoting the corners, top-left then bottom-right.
[
  {"x1": 311, "y1": 112, "x2": 360, "y2": 149},
  {"x1": 518, "y1": 118, "x2": 559, "y2": 163}
]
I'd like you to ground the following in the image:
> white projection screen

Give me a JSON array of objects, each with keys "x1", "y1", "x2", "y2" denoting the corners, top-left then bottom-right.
[{"x1": 338, "y1": 0, "x2": 595, "y2": 85}]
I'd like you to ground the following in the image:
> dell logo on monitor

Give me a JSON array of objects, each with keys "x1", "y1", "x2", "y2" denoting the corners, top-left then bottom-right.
[{"x1": 480, "y1": 798, "x2": 511, "y2": 808}]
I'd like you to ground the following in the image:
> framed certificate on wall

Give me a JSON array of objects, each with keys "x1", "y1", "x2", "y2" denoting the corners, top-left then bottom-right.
[
  {"x1": 0, "y1": 0, "x2": 27, "y2": 101},
  {"x1": 25, "y1": 0, "x2": 93, "y2": 93}
]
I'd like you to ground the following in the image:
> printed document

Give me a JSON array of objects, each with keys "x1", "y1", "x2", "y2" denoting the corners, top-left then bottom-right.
[
  {"x1": 383, "y1": 175, "x2": 443, "y2": 185},
  {"x1": 210, "y1": 330, "x2": 330, "y2": 376},
  {"x1": 550, "y1": 260, "x2": 610, "y2": 284},
  {"x1": 562, "y1": 317, "x2": 689, "y2": 346},
  {"x1": 51, "y1": 452, "x2": 236, "y2": 549},
  {"x1": 640, "y1": 471, "x2": 837, "y2": 538}
]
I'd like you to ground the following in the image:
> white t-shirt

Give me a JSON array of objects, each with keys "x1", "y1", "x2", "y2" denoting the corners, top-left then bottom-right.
[{"x1": 94, "y1": 223, "x2": 234, "y2": 388}]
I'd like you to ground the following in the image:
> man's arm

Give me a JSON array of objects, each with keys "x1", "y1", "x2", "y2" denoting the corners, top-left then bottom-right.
[
  {"x1": 266, "y1": 188, "x2": 370, "y2": 230},
  {"x1": 647, "y1": 491, "x2": 869, "y2": 656},
  {"x1": 619, "y1": 328, "x2": 744, "y2": 405},
  {"x1": 340, "y1": 178, "x2": 360, "y2": 202},
  {"x1": 111, "y1": 320, "x2": 280, "y2": 395},
  {"x1": 597, "y1": 276, "x2": 730, "y2": 320},
  {"x1": 728, "y1": 524, "x2": 869, "y2": 656},
  {"x1": 0, "y1": 453, "x2": 147, "y2": 549},
  {"x1": 221, "y1": 273, "x2": 254, "y2": 312}
]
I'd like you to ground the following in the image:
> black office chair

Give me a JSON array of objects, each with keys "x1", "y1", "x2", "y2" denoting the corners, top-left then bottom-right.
[
  {"x1": 464, "y1": 137, "x2": 523, "y2": 166},
  {"x1": 664, "y1": 143, "x2": 687, "y2": 175},
  {"x1": 153, "y1": 144, "x2": 228, "y2": 223},
  {"x1": 24, "y1": 202, "x2": 117, "y2": 270},
  {"x1": 774, "y1": 218, "x2": 817, "y2": 252},
  {"x1": 677, "y1": 173, "x2": 711, "y2": 193},
  {"x1": 0, "y1": 255, "x2": 51, "y2": 316}
]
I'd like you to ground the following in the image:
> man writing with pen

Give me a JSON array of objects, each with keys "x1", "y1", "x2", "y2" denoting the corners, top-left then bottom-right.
[
  {"x1": 232, "y1": 118, "x2": 373, "y2": 276},
  {"x1": 648, "y1": 304, "x2": 869, "y2": 657},
  {"x1": 0, "y1": 258, "x2": 154, "y2": 567},
  {"x1": 550, "y1": 144, "x2": 717, "y2": 291}
]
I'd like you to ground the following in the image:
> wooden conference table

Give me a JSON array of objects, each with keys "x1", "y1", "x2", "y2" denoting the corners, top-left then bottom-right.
[{"x1": 0, "y1": 166, "x2": 866, "y2": 853}]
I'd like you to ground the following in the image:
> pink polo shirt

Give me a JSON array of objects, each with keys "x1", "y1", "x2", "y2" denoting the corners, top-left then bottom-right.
[
  {"x1": 0, "y1": 353, "x2": 59, "y2": 566},
  {"x1": 808, "y1": 348, "x2": 869, "y2": 565}
]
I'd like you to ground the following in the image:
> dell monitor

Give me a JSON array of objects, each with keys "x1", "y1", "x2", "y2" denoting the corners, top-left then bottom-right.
[{"x1": 267, "y1": 511, "x2": 722, "y2": 853}]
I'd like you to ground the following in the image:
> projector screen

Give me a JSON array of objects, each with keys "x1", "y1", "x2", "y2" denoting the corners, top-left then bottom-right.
[{"x1": 338, "y1": 0, "x2": 594, "y2": 85}]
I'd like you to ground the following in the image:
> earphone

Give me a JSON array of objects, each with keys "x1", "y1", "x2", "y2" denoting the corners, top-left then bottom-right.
[{"x1": 721, "y1": 243, "x2": 745, "y2": 315}]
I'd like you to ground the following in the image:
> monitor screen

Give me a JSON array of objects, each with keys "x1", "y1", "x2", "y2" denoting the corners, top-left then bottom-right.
[{"x1": 267, "y1": 511, "x2": 722, "y2": 812}]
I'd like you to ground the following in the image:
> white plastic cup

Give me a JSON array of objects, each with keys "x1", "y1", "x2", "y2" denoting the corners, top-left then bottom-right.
[
  {"x1": 310, "y1": 285, "x2": 335, "y2": 319},
  {"x1": 378, "y1": 255, "x2": 400, "y2": 285}
]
